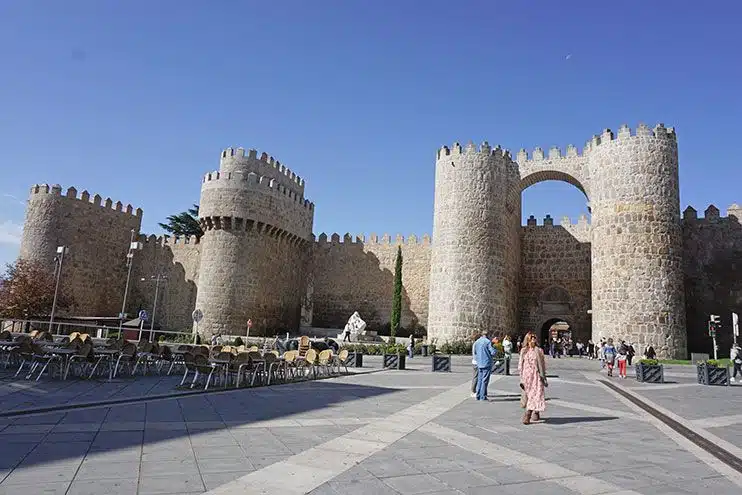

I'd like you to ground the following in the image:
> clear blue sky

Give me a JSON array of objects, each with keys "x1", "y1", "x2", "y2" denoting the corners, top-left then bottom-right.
[{"x1": 1, "y1": 1, "x2": 740, "y2": 267}]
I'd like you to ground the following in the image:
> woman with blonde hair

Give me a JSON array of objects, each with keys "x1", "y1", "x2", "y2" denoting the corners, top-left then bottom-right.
[{"x1": 518, "y1": 333, "x2": 547, "y2": 424}]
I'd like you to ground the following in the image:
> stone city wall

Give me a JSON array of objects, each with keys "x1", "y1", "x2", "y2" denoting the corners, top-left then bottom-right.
[
  {"x1": 129, "y1": 235, "x2": 201, "y2": 331},
  {"x1": 309, "y1": 233, "x2": 431, "y2": 331},
  {"x1": 19, "y1": 184, "x2": 142, "y2": 317},
  {"x1": 519, "y1": 215, "x2": 592, "y2": 343},
  {"x1": 682, "y1": 204, "x2": 742, "y2": 356}
]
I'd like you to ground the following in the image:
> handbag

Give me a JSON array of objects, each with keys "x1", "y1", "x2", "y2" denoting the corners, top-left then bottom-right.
[{"x1": 519, "y1": 383, "x2": 527, "y2": 408}]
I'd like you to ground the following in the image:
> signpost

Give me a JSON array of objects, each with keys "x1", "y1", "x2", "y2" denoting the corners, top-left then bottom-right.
[
  {"x1": 137, "y1": 310, "x2": 148, "y2": 342},
  {"x1": 734, "y1": 312, "x2": 739, "y2": 345},
  {"x1": 192, "y1": 309, "x2": 204, "y2": 344},
  {"x1": 247, "y1": 318, "x2": 253, "y2": 338}
]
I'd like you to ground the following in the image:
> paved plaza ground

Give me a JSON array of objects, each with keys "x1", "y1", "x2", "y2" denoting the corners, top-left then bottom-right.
[{"x1": 1, "y1": 355, "x2": 742, "y2": 494}]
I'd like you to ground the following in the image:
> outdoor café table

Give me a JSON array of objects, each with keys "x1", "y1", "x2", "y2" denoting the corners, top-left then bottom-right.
[
  {"x1": 89, "y1": 348, "x2": 119, "y2": 380},
  {"x1": 43, "y1": 347, "x2": 77, "y2": 380}
]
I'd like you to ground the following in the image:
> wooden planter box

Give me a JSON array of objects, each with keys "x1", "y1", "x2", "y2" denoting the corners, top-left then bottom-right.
[
  {"x1": 635, "y1": 363, "x2": 664, "y2": 383},
  {"x1": 431, "y1": 354, "x2": 451, "y2": 372},
  {"x1": 346, "y1": 352, "x2": 363, "y2": 368},
  {"x1": 383, "y1": 353, "x2": 406, "y2": 370},
  {"x1": 697, "y1": 364, "x2": 730, "y2": 386}
]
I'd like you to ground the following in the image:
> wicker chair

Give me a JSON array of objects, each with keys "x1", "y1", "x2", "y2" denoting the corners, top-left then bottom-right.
[
  {"x1": 317, "y1": 350, "x2": 334, "y2": 377},
  {"x1": 334, "y1": 349, "x2": 350, "y2": 374}
]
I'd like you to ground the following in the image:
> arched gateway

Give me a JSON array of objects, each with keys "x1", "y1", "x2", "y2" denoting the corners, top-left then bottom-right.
[{"x1": 427, "y1": 124, "x2": 687, "y2": 359}]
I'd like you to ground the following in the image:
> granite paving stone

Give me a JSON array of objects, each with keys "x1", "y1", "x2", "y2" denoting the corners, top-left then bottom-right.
[{"x1": 0, "y1": 356, "x2": 741, "y2": 494}]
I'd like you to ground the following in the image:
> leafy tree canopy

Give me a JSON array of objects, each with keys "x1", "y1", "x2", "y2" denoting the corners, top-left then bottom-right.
[
  {"x1": 158, "y1": 204, "x2": 204, "y2": 238},
  {"x1": 0, "y1": 259, "x2": 72, "y2": 319}
]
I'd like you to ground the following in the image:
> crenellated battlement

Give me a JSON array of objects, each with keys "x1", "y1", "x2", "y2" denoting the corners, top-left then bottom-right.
[
  {"x1": 523, "y1": 214, "x2": 591, "y2": 228},
  {"x1": 136, "y1": 233, "x2": 202, "y2": 248},
  {"x1": 28, "y1": 184, "x2": 142, "y2": 217},
  {"x1": 313, "y1": 232, "x2": 432, "y2": 246},
  {"x1": 220, "y1": 147, "x2": 305, "y2": 188},
  {"x1": 201, "y1": 171, "x2": 314, "y2": 210},
  {"x1": 683, "y1": 204, "x2": 742, "y2": 223},
  {"x1": 436, "y1": 141, "x2": 513, "y2": 161},
  {"x1": 516, "y1": 123, "x2": 676, "y2": 164}
]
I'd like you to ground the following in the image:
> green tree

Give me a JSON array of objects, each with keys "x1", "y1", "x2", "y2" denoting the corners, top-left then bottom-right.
[
  {"x1": 158, "y1": 204, "x2": 204, "y2": 238},
  {"x1": 0, "y1": 259, "x2": 72, "y2": 318},
  {"x1": 390, "y1": 245, "x2": 403, "y2": 344}
]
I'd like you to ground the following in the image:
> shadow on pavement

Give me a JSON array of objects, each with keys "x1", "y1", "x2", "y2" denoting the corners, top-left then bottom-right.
[
  {"x1": 542, "y1": 416, "x2": 619, "y2": 425},
  {"x1": 0, "y1": 380, "x2": 399, "y2": 472}
]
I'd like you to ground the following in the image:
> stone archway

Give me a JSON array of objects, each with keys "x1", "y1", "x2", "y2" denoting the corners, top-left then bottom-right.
[{"x1": 538, "y1": 317, "x2": 572, "y2": 348}]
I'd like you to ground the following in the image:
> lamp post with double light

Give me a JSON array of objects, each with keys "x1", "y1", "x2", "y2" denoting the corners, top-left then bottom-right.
[
  {"x1": 118, "y1": 230, "x2": 142, "y2": 337},
  {"x1": 140, "y1": 273, "x2": 168, "y2": 342},
  {"x1": 48, "y1": 245, "x2": 68, "y2": 332}
]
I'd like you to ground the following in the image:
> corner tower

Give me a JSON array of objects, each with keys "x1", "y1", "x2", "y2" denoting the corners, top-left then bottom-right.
[
  {"x1": 194, "y1": 147, "x2": 314, "y2": 337},
  {"x1": 587, "y1": 124, "x2": 686, "y2": 358},
  {"x1": 427, "y1": 142, "x2": 522, "y2": 342}
]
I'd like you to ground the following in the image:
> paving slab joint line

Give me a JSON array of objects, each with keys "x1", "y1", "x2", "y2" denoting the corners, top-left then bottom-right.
[
  {"x1": 203, "y1": 378, "x2": 489, "y2": 494},
  {"x1": 0, "y1": 368, "x2": 387, "y2": 419},
  {"x1": 596, "y1": 378, "x2": 742, "y2": 476}
]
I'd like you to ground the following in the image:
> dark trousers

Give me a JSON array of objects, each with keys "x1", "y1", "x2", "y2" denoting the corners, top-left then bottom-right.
[
  {"x1": 504, "y1": 356, "x2": 511, "y2": 375},
  {"x1": 734, "y1": 361, "x2": 742, "y2": 378},
  {"x1": 343, "y1": 333, "x2": 350, "y2": 342}
]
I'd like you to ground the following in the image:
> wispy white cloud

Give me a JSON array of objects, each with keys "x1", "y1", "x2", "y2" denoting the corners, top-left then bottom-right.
[
  {"x1": 565, "y1": 54, "x2": 572, "y2": 60},
  {"x1": 0, "y1": 220, "x2": 22, "y2": 245}
]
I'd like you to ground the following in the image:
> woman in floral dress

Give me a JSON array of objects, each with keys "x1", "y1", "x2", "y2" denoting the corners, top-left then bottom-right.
[{"x1": 518, "y1": 333, "x2": 546, "y2": 424}]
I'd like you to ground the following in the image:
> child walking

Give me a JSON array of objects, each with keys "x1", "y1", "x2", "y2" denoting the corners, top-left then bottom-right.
[{"x1": 603, "y1": 339, "x2": 617, "y2": 377}]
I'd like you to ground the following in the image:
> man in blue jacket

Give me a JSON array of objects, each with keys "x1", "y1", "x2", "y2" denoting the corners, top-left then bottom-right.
[{"x1": 474, "y1": 330, "x2": 495, "y2": 401}]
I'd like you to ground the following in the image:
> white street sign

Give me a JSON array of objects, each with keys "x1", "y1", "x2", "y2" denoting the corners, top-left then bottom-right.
[{"x1": 734, "y1": 312, "x2": 739, "y2": 337}]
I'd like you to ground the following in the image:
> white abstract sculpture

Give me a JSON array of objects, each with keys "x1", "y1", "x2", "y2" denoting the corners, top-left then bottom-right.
[{"x1": 337, "y1": 311, "x2": 367, "y2": 341}]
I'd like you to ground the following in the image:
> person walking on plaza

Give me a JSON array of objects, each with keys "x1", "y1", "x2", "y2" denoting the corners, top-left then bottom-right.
[
  {"x1": 598, "y1": 341, "x2": 606, "y2": 368},
  {"x1": 604, "y1": 339, "x2": 617, "y2": 377},
  {"x1": 519, "y1": 333, "x2": 547, "y2": 424},
  {"x1": 474, "y1": 330, "x2": 495, "y2": 401},
  {"x1": 470, "y1": 331, "x2": 480, "y2": 398},
  {"x1": 627, "y1": 342, "x2": 636, "y2": 366},
  {"x1": 616, "y1": 342, "x2": 628, "y2": 379},
  {"x1": 503, "y1": 334, "x2": 513, "y2": 375},
  {"x1": 408, "y1": 336, "x2": 415, "y2": 359},
  {"x1": 731, "y1": 343, "x2": 742, "y2": 382}
]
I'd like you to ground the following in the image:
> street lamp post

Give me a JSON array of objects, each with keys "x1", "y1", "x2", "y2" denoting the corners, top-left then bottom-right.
[
  {"x1": 118, "y1": 230, "x2": 141, "y2": 337},
  {"x1": 48, "y1": 245, "x2": 68, "y2": 332},
  {"x1": 144, "y1": 273, "x2": 167, "y2": 342}
]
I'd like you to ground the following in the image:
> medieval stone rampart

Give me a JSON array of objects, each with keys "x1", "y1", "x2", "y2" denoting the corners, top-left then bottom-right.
[
  {"x1": 682, "y1": 204, "x2": 742, "y2": 356},
  {"x1": 587, "y1": 124, "x2": 685, "y2": 358},
  {"x1": 428, "y1": 142, "x2": 522, "y2": 342},
  {"x1": 129, "y1": 235, "x2": 201, "y2": 331},
  {"x1": 309, "y1": 233, "x2": 431, "y2": 331},
  {"x1": 194, "y1": 148, "x2": 314, "y2": 337},
  {"x1": 19, "y1": 184, "x2": 142, "y2": 317},
  {"x1": 519, "y1": 215, "x2": 592, "y2": 342}
]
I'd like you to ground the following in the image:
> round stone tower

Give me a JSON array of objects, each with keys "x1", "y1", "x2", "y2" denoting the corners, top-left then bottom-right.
[
  {"x1": 588, "y1": 124, "x2": 686, "y2": 358},
  {"x1": 427, "y1": 142, "x2": 521, "y2": 342},
  {"x1": 194, "y1": 147, "x2": 314, "y2": 338}
]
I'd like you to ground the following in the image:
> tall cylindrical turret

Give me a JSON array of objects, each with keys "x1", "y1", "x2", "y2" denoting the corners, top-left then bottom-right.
[
  {"x1": 427, "y1": 142, "x2": 521, "y2": 342},
  {"x1": 194, "y1": 148, "x2": 314, "y2": 338},
  {"x1": 588, "y1": 124, "x2": 686, "y2": 358}
]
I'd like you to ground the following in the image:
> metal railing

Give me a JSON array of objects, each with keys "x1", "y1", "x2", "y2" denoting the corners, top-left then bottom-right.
[{"x1": 1, "y1": 319, "x2": 194, "y2": 343}]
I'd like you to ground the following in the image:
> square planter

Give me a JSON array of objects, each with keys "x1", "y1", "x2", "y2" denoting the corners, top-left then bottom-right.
[
  {"x1": 383, "y1": 353, "x2": 406, "y2": 370},
  {"x1": 697, "y1": 363, "x2": 730, "y2": 386},
  {"x1": 635, "y1": 363, "x2": 665, "y2": 383},
  {"x1": 431, "y1": 354, "x2": 451, "y2": 372},
  {"x1": 346, "y1": 352, "x2": 363, "y2": 368}
]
